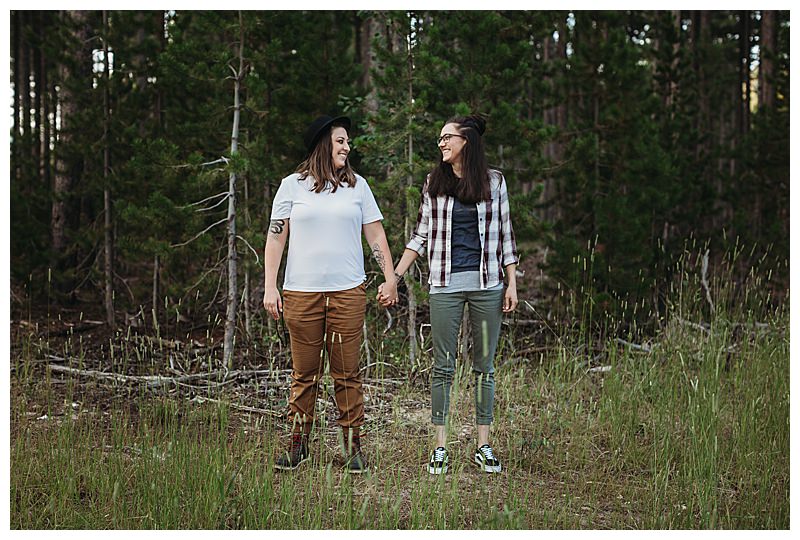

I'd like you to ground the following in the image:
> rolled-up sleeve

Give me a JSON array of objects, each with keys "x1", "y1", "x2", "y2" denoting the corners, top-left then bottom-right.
[
  {"x1": 499, "y1": 176, "x2": 519, "y2": 267},
  {"x1": 405, "y1": 188, "x2": 430, "y2": 256}
]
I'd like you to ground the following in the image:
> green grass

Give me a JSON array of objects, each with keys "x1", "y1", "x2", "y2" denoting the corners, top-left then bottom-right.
[{"x1": 10, "y1": 252, "x2": 789, "y2": 529}]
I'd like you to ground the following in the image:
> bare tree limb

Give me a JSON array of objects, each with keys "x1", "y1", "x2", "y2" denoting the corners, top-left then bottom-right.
[
  {"x1": 171, "y1": 217, "x2": 227, "y2": 248},
  {"x1": 181, "y1": 190, "x2": 229, "y2": 209},
  {"x1": 169, "y1": 157, "x2": 229, "y2": 170},
  {"x1": 194, "y1": 193, "x2": 230, "y2": 213},
  {"x1": 236, "y1": 235, "x2": 260, "y2": 265},
  {"x1": 701, "y1": 249, "x2": 715, "y2": 314}
]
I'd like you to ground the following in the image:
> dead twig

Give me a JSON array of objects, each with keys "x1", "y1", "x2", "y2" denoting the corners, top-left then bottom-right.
[
  {"x1": 45, "y1": 358, "x2": 291, "y2": 389},
  {"x1": 171, "y1": 217, "x2": 228, "y2": 248},
  {"x1": 359, "y1": 361, "x2": 404, "y2": 374},
  {"x1": 190, "y1": 395, "x2": 282, "y2": 417},
  {"x1": 44, "y1": 320, "x2": 105, "y2": 337},
  {"x1": 615, "y1": 338, "x2": 653, "y2": 353},
  {"x1": 383, "y1": 308, "x2": 394, "y2": 334},
  {"x1": 701, "y1": 249, "x2": 715, "y2": 314},
  {"x1": 676, "y1": 316, "x2": 711, "y2": 334}
]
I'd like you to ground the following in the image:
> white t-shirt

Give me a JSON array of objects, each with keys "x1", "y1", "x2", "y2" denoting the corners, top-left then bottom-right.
[{"x1": 270, "y1": 173, "x2": 383, "y2": 292}]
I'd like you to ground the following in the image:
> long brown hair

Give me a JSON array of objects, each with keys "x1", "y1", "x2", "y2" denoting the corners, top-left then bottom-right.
[
  {"x1": 295, "y1": 121, "x2": 356, "y2": 193},
  {"x1": 427, "y1": 114, "x2": 490, "y2": 203}
]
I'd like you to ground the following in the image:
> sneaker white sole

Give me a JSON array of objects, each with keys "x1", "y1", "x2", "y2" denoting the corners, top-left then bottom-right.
[
  {"x1": 427, "y1": 464, "x2": 448, "y2": 475},
  {"x1": 473, "y1": 456, "x2": 501, "y2": 473}
]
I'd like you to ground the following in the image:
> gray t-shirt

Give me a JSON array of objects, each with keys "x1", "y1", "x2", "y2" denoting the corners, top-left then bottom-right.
[{"x1": 270, "y1": 173, "x2": 383, "y2": 292}]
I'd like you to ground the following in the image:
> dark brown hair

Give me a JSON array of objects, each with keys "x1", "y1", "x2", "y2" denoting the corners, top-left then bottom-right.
[
  {"x1": 426, "y1": 114, "x2": 490, "y2": 203},
  {"x1": 295, "y1": 121, "x2": 356, "y2": 193}
]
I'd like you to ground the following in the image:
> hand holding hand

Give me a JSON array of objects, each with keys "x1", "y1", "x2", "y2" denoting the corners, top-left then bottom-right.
[{"x1": 377, "y1": 280, "x2": 399, "y2": 307}]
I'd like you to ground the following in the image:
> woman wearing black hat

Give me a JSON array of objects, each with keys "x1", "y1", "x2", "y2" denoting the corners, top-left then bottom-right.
[
  {"x1": 380, "y1": 114, "x2": 518, "y2": 475},
  {"x1": 264, "y1": 115, "x2": 398, "y2": 473}
]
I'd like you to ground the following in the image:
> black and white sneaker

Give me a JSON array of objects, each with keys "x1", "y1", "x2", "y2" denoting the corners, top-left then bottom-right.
[
  {"x1": 427, "y1": 446, "x2": 449, "y2": 475},
  {"x1": 474, "y1": 444, "x2": 502, "y2": 473}
]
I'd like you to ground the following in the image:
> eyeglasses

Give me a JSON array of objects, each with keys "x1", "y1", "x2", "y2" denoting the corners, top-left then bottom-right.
[{"x1": 437, "y1": 133, "x2": 466, "y2": 145}]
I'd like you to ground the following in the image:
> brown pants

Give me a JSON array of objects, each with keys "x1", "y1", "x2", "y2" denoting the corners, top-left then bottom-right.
[{"x1": 282, "y1": 284, "x2": 366, "y2": 431}]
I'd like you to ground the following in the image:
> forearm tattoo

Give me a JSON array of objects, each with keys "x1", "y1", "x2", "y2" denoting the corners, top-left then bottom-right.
[
  {"x1": 269, "y1": 219, "x2": 285, "y2": 238},
  {"x1": 371, "y1": 242, "x2": 386, "y2": 272}
]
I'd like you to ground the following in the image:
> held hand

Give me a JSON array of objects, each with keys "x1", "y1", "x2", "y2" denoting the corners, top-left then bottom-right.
[
  {"x1": 502, "y1": 283, "x2": 518, "y2": 313},
  {"x1": 263, "y1": 286, "x2": 283, "y2": 320},
  {"x1": 376, "y1": 283, "x2": 385, "y2": 303},
  {"x1": 377, "y1": 280, "x2": 399, "y2": 307}
]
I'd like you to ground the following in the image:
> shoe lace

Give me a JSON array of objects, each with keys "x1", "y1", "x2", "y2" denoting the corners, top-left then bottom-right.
[
  {"x1": 433, "y1": 447, "x2": 447, "y2": 462},
  {"x1": 479, "y1": 445, "x2": 495, "y2": 461}
]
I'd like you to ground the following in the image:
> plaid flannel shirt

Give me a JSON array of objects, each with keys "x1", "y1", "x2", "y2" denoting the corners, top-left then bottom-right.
[{"x1": 406, "y1": 169, "x2": 519, "y2": 288}]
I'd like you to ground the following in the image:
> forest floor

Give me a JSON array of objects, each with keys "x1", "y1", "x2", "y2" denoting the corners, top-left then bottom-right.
[{"x1": 8, "y1": 279, "x2": 790, "y2": 529}]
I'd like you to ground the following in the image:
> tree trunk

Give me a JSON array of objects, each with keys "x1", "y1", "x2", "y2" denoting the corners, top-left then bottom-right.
[
  {"x1": 12, "y1": 11, "x2": 21, "y2": 184},
  {"x1": 32, "y1": 12, "x2": 43, "y2": 189},
  {"x1": 132, "y1": 11, "x2": 151, "y2": 137},
  {"x1": 52, "y1": 10, "x2": 91, "y2": 256},
  {"x1": 669, "y1": 11, "x2": 681, "y2": 113},
  {"x1": 223, "y1": 12, "x2": 244, "y2": 369},
  {"x1": 152, "y1": 254, "x2": 159, "y2": 320},
  {"x1": 102, "y1": 11, "x2": 115, "y2": 328},
  {"x1": 759, "y1": 10, "x2": 776, "y2": 110},
  {"x1": 356, "y1": 12, "x2": 378, "y2": 114},
  {"x1": 740, "y1": 11, "x2": 751, "y2": 136},
  {"x1": 22, "y1": 13, "x2": 32, "y2": 183},
  {"x1": 405, "y1": 14, "x2": 417, "y2": 371},
  {"x1": 156, "y1": 11, "x2": 167, "y2": 132},
  {"x1": 243, "y1": 171, "x2": 252, "y2": 339},
  {"x1": 38, "y1": 13, "x2": 51, "y2": 190}
]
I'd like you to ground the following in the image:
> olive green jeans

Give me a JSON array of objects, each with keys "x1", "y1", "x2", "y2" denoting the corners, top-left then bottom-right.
[{"x1": 429, "y1": 288, "x2": 504, "y2": 426}]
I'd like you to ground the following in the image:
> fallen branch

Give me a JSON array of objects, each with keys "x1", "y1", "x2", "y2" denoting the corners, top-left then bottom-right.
[
  {"x1": 588, "y1": 365, "x2": 612, "y2": 373},
  {"x1": 676, "y1": 316, "x2": 711, "y2": 334},
  {"x1": 190, "y1": 395, "x2": 282, "y2": 417},
  {"x1": 47, "y1": 363, "x2": 173, "y2": 387},
  {"x1": 45, "y1": 358, "x2": 290, "y2": 389},
  {"x1": 45, "y1": 320, "x2": 105, "y2": 337},
  {"x1": 615, "y1": 338, "x2": 653, "y2": 353},
  {"x1": 359, "y1": 361, "x2": 404, "y2": 374},
  {"x1": 731, "y1": 321, "x2": 773, "y2": 331}
]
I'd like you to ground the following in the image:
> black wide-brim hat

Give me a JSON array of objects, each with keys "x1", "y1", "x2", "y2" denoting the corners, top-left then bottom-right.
[{"x1": 303, "y1": 115, "x2": 351, "y2": 154}]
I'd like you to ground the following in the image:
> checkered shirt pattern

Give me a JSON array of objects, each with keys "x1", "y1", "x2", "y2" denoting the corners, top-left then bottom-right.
[{"x1": 406, "y1": 169, "x2": 518, "y2": 288}]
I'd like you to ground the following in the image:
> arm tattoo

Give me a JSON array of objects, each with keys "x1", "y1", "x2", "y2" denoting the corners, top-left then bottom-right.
[
  {"x1": 371, "y1": 242, "x2": 386, "y2": 272},
  {"x1": 269, "y1": 219, "x2": 285, "y2": 238}
]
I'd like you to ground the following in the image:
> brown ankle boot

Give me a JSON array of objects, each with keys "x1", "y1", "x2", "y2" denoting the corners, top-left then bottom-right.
[
  {"x1": 274, "y1": 432, "x2": 309, "y2": 470},
  {"x1": 343, "y1": 429, "x2": 368, "y2": 474}
]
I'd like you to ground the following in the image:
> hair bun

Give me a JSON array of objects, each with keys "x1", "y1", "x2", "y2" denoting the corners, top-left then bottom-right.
[{"x1": 463, "y1": 115, "x2": 486, "y2": 136}]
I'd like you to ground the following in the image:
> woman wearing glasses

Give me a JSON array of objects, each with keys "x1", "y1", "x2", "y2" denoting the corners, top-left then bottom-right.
[{"x1": 380, "y1": 114, "x2": 518, "y2": 474}]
